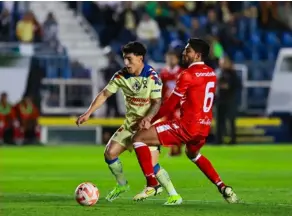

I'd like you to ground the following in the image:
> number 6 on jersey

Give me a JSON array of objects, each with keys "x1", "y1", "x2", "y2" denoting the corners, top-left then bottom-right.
[{"x1": 203, "y1": 81, "x2": 215, "y2": 113}]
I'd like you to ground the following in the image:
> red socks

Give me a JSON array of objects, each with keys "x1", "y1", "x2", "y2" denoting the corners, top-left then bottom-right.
[
  {"x1": 133, "y1": 142, "x2": 159, "y2": 187},
  {"x1": 192, "y1": 154, "x2": 226, "y2": 190}
]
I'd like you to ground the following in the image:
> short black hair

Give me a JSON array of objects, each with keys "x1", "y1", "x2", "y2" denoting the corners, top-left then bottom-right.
[
  {"x1": 121, "y1": 41, "x2": 147, "y2": 57},
  {"x1": 188, "y1": 38, "x2": 210, "y2": 59}
]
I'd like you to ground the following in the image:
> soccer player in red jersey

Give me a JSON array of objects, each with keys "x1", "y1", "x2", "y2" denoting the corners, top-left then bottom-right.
[
  {"x1": 160, "y1": 50, "x2": 184, "y2": 99},
  {"x1": 131, "y1": 38, "x2": 239, "y2": 203},
  {"x1": 160, "y1": 50, "x2": 184, "y2": 156}
]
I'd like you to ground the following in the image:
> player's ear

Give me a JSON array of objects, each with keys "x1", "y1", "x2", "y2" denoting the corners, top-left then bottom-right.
[{"x1": 195, "y1": 52, "x2": 201, "y2": 61}]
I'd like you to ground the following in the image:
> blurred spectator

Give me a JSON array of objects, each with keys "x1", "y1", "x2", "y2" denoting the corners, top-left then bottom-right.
[
  {"x1": 145, "y1": 2, "x2": 174, "y2": 28},
  {"x1": 117, "y1": 2, "x2": 138, "y2": 43},
  {"x1": 16, "y1": 11, "x2": 42, "y2": 43},
  {"x1": 0, "y1": 92, "x2": 18, "y2": 144},
  {"x1": 278, "y1": 2, "x2": 292, "y2": 30},
  {"x1": 43, "y1": 12, "x2": 58, "y2": 44},
  {"x1": 16, "y1": 12, "x2": 34, "y2": 42},
  {"x1": 258, "y1": 2, "x2": 289, "y2": 31},
  {"x1": 160, "y1": 50, "x2": 183, "y2": 98},
  {"x1": 220, "y1": 15, "x2": 243, "y2": 49},
  {"x1": 136, "y1": 13, "x2": 161, "y2": 60},
  {"x1": 14, "y1": 96, "x2": 40, "y2": 144},
  {"x1": 206, "y1": 9, "x2": 221, "y2": 37},
  {"x1": 119, "y1": 2, "x2": 138, "y2": 33},
  {"x1": 190, "y1": 17, "x2": 207, "y2": 39},
  {"x1": 101, "y1": 47, "x2": 121, "y2": 117},
  {"x1": 0, "y1": 9, "x2": 11, "y2": 41},
  {"x1": 217, "y1": 1, "x2": 233, "y2": 23},
  {"x1": 136, "y1": 13, "x2": 160, "y2": 42},
  {"x1": 216, "y1": 57, "x2": 242, "y2": 145},
  {"x1": 42, "y1": 12, "x2": 64, "y2": 53}
]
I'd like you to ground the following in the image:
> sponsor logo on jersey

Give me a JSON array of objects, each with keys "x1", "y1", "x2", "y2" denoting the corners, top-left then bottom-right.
[
  {"x1": 195, "y1": 72, "x2": 216, "y2": 77},
  {"x1": 151, "y1": 89, "x2": 161, "y2": 92},
  {"x1": 126, "y1": 97, "x2": 150, "y2": 106},
  {"x1": 199, "y1": 118, "x2": 212, "y2": 125}
]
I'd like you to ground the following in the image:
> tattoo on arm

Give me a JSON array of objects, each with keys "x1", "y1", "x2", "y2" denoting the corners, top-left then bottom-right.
[{"x1": 146, "y1": 98, "x2": 162, "y2": 119}]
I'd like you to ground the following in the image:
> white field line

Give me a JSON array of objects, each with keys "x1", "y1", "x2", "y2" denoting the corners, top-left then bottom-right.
[{"x1": 1, "y1": 192, "x2": 292, "y2": 208}]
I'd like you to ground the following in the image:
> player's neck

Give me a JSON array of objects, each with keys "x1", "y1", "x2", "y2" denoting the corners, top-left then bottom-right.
[
  {"x1": 188, "y1": 60, "x2": 204, "y2": 68},
  {"x1": 133, "y1": 64, "x2": 144, "y2": 76}
]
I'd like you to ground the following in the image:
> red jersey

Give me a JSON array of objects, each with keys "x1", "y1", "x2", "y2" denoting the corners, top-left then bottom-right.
[
  {"x1": 160, "y1": 65, "x2": 183, "y2": 99},
  {"x1": 173, "y1": 62, "x2": 216, "y2": 137},
  {"x1": 153, "y1": 62, "x2": 216, "y2": 138}
]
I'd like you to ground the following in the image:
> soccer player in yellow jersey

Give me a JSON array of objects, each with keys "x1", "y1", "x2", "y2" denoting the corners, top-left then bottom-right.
[{"x1": 76, "y1": 42, "x2": 182, "y2": 205}]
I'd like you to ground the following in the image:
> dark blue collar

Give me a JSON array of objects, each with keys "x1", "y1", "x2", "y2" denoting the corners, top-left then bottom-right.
[{"x1": 123, "y1": 64, "x2": 152, "y2": 79}]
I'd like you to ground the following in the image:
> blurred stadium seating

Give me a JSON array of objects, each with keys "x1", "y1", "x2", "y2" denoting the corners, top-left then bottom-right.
[
  {"x1": 70, "y1": 1, "x2": 292, "y2": 113},
  {"x1": 0, "y1": 1, "x2": 292, "y2": 144}
]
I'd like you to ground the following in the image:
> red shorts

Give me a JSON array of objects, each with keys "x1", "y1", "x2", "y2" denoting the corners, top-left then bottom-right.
[{"x1": 154, "y1": 119, "x2": 206, "y2": 152}]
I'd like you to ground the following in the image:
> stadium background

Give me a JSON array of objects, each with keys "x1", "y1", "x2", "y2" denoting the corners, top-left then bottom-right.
[{"x1": 1, "y1": 2, "x2": 292, "y2": 216}]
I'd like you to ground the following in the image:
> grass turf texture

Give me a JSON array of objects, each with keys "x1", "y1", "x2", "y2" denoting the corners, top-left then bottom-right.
[{"x1": 1, "y1": 145, "x2": 292, "y2": 216}]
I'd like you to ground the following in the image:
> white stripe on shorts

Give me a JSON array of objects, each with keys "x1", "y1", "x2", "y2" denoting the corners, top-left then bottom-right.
[{"x1": 156, "y1": 124, "x2": 171, "y2": 133}]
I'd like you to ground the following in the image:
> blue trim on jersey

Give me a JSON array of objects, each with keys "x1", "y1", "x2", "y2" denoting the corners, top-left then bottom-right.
[
  {"x1": 153, "y1": 163, "x2": 161, "y2": 175},
  {"x1": 105, "y1": 157, "x2": 119, "y2": 165},
  {"x1": 123, "y1": 64, "x2": 156, "y2": 79}
]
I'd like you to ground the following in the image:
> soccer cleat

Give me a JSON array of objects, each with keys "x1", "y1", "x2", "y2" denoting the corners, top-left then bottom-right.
[
  {"x1": 164, "y1": 194, "x2": 183, "y2": 205},
  {"x1": 105, "y1": 183, "x2": 130, "y2": 202},
  {"x1": 221, "y1": 186, "x2": 239, "y2": 203},
  {"x1": 133, "y1": 185, "x2": 163, "y2": 201}
]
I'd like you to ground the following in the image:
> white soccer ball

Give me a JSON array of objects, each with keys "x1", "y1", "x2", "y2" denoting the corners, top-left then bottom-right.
[{"x1": 75, "y1": 182, "x2": 100, "y2": 206}]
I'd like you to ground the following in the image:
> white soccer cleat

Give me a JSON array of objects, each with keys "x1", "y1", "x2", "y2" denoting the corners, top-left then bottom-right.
[
  {"x1": 133, "y1": 185, "x2": 163, "y2": 201},
  {"x1": 221, "y1": 186, "x2": 239, "y2": 203}
]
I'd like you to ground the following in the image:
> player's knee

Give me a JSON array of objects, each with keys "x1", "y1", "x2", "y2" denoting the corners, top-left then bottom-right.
[
  {"x1": 132, "y1": 132, "x2": 144, "y2": 143},
  {"x1": 104, "y1": 146, "x2": 119, "y2": 160},
  {"x1": 185, "y1": 145, "x2": 200, "y2": 159}
]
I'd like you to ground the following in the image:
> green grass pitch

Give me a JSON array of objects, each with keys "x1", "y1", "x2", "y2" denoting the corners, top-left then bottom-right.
[{"x1": 1, "y1": 145, "x2": 292, "y2": 216}]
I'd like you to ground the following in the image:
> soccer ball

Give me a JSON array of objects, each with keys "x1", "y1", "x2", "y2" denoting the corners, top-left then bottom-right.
[{"x1": 75, "y1": 182, "x2": 100, "y2": 206}]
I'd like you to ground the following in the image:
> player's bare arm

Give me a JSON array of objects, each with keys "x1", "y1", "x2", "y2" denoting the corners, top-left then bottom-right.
[
  {"x1": 76, "y1": 89, "x2": 113, "y2": 126},
  {"x1": 146, "y1": 98, "x2": 162, "y2": 119},
  {"x1": 138, "y1": 98, "x2": 162, "y2": 130}
]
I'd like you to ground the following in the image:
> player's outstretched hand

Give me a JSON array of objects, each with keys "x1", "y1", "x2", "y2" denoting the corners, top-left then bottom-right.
[{"x1": 76, "y1": 113, "x2": 90, "y2": 127}]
